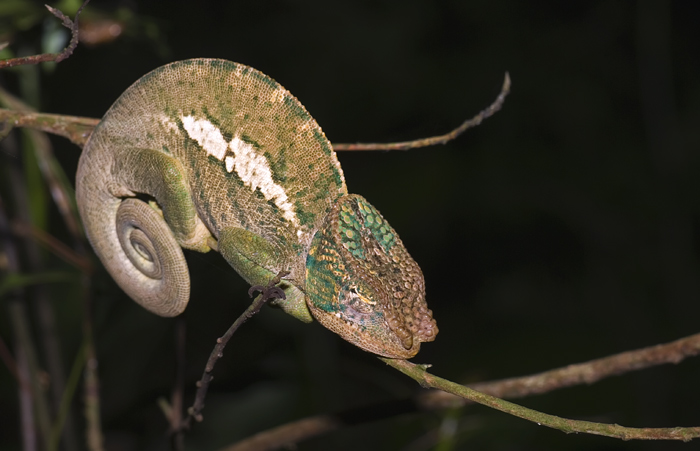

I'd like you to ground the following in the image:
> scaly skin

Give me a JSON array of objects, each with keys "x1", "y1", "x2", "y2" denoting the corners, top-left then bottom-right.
[{"x1": 76, "y1": 59, "x2": 437, "y2": 358}]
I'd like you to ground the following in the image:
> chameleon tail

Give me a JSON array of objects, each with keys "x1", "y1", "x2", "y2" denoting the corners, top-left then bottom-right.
[{"x1": 76, "y1": 155, "x2": 191, "y2": 317}]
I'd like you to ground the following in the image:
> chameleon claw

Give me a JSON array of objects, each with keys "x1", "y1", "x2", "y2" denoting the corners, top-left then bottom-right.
[
  {"x1": 265, "y1": 286, "x2": 286, "y2": 301},
  {"x1": 248, "y1": 285, "x2": 265, "y2": 298},
  {"x1": 248, "y1": 285, "x2": 286, "y2": 302}
]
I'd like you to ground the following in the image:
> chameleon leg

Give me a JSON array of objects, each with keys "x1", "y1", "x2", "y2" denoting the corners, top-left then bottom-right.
[
  {"x1": 218, "y1": 227, "x2": 313, "y2": 323},
  {"x1": 114, "y1": 148, "x2": 213, "y2": 252}
]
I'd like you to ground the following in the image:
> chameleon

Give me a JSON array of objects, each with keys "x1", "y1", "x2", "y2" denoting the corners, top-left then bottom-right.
[{"x1": 76, "y1": 58, "x2": 437, "y2": 358}]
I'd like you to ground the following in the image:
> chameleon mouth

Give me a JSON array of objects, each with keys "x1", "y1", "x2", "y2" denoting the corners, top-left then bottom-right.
[{"x1": 307, "y1": 301, "x2": 423, "y2": 359}]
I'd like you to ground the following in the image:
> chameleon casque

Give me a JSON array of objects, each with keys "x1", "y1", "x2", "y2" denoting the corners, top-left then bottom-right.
[{"x1": 76, "y1": 58, "x2": 437, "y2": 358}]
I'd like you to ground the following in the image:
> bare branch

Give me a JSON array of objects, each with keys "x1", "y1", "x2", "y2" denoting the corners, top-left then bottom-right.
[
  {"x1": 0, "y1": 0, "x2": 91, "y2": 69},
  {"x1": 0, "y1": 108, "x2": 98, "y2": 148},
  {"x1": 383, "y1": 358, "x2": 700, "y2": 442},
  {"x1": 333, "y1": 72, "x2": 510, "y2": 151},
  {"x1": 178, "y1": 271, "x2": 290, "y2": 433},
  {"x1": 425, "y1": 331, "x2": 700, "y2": 409}
]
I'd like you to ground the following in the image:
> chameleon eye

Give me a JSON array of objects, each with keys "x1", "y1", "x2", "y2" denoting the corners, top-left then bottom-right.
[{"x1": 340, "y1": 284, "x2": 376, "y2": 316}]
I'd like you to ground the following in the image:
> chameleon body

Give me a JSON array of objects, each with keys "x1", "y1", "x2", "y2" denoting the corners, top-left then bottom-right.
[{"x1": 76, "y1": 59, "x2": 437, "y2": 358}]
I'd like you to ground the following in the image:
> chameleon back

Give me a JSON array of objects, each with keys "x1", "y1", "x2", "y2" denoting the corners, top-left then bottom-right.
[{"x1": 84, "y1": 59, "x2": 346, "y2": 254}]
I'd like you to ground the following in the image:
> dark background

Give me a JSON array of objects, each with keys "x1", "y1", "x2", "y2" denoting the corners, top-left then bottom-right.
[{"x1": 2, "y1": 1, "x2": 700, "y2": 450}]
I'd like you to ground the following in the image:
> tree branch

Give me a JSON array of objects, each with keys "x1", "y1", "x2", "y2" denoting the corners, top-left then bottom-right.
[
  {"x1": 425, "y1": 331, "x2": 700, "y2": 408},
  {"x1": 0, "y1": 108, "x2": 98, "y2": 148},
  {"x1": 333, "y1": 72, "x2": 510, "y2": 151},
  {"x1": 382, "y1": 358, "x2": 700, "y2": 441}
]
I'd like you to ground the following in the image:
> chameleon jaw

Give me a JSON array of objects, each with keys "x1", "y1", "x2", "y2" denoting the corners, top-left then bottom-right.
[
  {"x1": 305, "y1": 194, "x2": 438, "y2": 358},
  {"x1": 307, "y1": 301, "x2": 425, "y2": 358}
]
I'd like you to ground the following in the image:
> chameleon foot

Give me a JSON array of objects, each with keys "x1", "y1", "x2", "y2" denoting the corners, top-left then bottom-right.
[{"x1": 248, "y1": 270, "x2": 290, "y2": 302}]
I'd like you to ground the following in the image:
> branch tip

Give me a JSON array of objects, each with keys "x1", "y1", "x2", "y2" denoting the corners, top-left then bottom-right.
[{"x1": 333, "y1": 72, "x2": 511, "y2": 151}]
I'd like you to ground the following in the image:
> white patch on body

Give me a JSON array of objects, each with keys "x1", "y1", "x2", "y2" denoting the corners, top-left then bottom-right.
[
  {"x1": 181, "y1": 115, "x2": 299, "y2": 227},
  {"x1": 228, "y1": 136, "x2": 298, "y2": 225},
  {"x1": 181, "y1": 116, "x2": 228, "y2": 160},
  {"x1": 225, "y1": 156, "x2": 235, "y2": 173}
]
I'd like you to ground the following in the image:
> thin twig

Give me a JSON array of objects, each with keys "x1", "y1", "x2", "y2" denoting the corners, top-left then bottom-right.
[
  {"x1": 180, "y1": 271, "x2": 290, "y2": 430},
  {"x1": 0, "y1": 0, "x2": 91, "y2": 69},
  {"x1": 333, "y1": 72, "x2": 510, "y2": 151}
]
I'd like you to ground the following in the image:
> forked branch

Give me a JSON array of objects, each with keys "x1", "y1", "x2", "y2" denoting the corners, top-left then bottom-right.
[{"x1": 176, "y1": 271, "x2": 290, "y2": 433}]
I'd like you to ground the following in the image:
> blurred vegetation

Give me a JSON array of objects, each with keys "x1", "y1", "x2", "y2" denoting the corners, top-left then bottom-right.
[{"x1": 1, "y1": 1, "x2": 700, "y2": 450}]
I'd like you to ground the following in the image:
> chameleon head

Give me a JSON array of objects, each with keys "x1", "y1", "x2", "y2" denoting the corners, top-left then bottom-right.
[{"x1": 305, "y1": 194, "x2": 438, "y2": 358}]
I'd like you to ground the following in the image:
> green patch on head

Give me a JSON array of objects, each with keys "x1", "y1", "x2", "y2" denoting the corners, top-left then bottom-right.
[
  {"x1": 305, "y1": 230, "x2": 344, "y2": 314},
  {"x1": 356, "y1": 197, "x2": 397, "y2": 252},
  {"x1": 337, "y1": 202, "x2": 365, "y2": 259}
]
